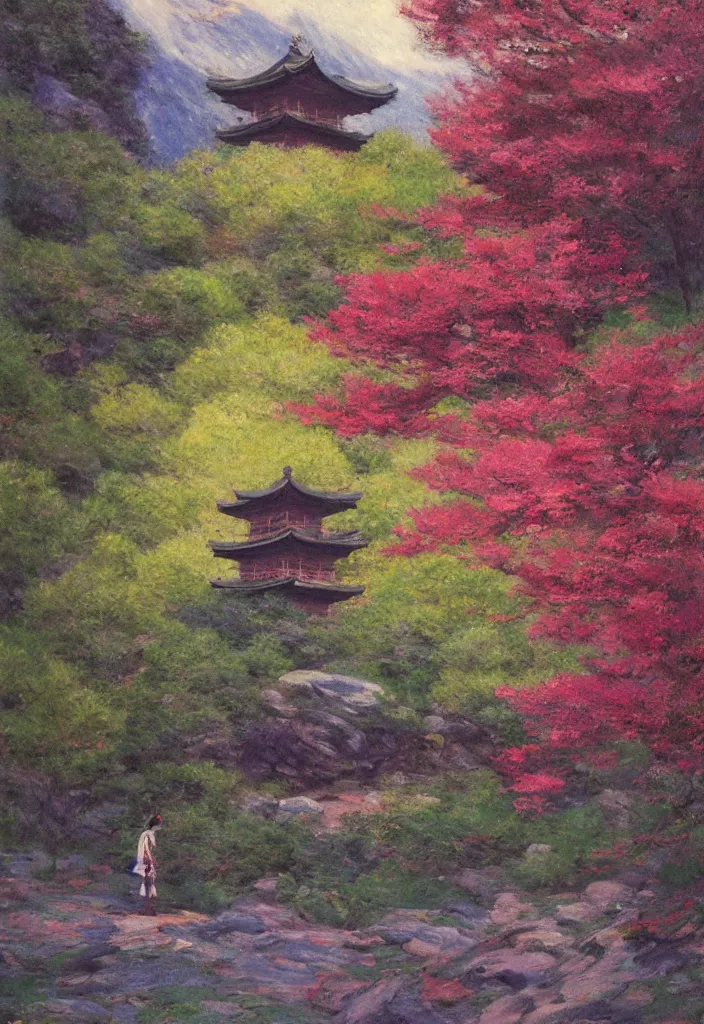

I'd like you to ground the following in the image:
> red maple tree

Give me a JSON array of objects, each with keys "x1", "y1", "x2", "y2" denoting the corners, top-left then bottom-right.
[
  {"x1": 293, "y1": 0, "x2": 704, "y2": 798},
  {"x1": 399, "y1": 326, "x2": 704, "y2": 786},
  {"x1": 407, "y1": 0, "x2": 704, "y2": 313},
  {"x1": 292, "y1": 217, "x2": 640, "y2": 437}
]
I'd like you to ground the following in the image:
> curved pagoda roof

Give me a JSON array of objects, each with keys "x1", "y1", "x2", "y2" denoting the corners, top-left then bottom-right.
[
  {"x1": 217, "y1": 467, "x2": 363, "y2": 519},
  {"x1": 215, "y1": 111, "x2": 371, "y2": 151},
  {"x1": 209, "y1": 528, "x2": 368, "y2": 561},
  {"x1": 210, "y1": 576, "x2": 365, "y2": 602},
  {"x1": 207, "y1": 38, "x2": 397, "y2": 111}
]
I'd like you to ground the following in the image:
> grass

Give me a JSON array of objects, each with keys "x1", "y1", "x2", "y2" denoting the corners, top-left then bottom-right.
[
  {"x1": 135, "y1": 986, "x2": 224, "y2": 1024},
  {"x1": 0, "y1": 975, "x2": 50, "y2": 1024}
]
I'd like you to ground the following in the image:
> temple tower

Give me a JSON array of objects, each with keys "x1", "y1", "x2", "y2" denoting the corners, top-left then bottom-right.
[
  {"x1": 207, "y1": 36, "x2": 398, "y2": 152},
  {"x1": 209, "y1": 467, "x2": 368, "y2": 614}
]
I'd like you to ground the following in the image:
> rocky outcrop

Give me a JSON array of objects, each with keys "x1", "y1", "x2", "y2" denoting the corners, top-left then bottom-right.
[
  {"x1": 32, "y1": 76, "x2": 113, "y2": 134},
  {"x1": 237, "y1": 671, "x2": 495, "y2": 788}
]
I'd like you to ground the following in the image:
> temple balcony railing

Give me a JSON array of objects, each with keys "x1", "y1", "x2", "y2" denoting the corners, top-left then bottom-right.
[
  {"x1": 247, "y1": 513, "x2": 352, "y2": 539},
  {"x1": 239, "y1": 562, "x2": 336, "y2": 584},
  {"x1": 250, "y1": 102, "x2": 346, "y2": 129}
]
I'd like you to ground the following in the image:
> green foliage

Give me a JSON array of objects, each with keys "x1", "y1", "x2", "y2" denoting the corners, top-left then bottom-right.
[
  {"x1": 133, "y1": 266, "x2": 246, "y2": 342},
  {"x1": 170, "y1": 318, "x2": 342, "y2": 406},
  {"x1": 511, "y1": 806, "x2": 613, "y2": 888},
  {"x1": 0, "y1": 96, "x2": 136, "y2": 241},
  {"x1": 276, "y1": 774, "x2": 620, "y2": 925},
  {"x1": 0, "y1": 461, "x2": 77, "y2": 583},
  {"x1": 279, "y1": 860, "x2": 458, "y2": 929},
  {"x1": 0, "y1": 626, "x2": 114, "y2": 776},
  {"x1": 134, "y1": 202, "x2": 206, "y2": 265}
]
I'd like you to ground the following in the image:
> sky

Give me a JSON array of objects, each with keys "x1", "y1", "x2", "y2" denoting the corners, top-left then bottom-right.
[{"x1": 107, "y1": 0, "x2": 471, "y2": 161}]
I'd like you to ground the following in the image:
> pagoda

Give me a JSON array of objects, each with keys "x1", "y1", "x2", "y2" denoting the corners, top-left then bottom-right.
[
  {"x1": 207, "y1": 36, "x2": 398, "y2": 152},
  {"x1": 209, "y1": 467, "x2": 368, "y2": 614}
]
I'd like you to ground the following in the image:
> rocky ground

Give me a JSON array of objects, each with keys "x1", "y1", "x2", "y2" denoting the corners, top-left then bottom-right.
[
  {"x1": 2, "y1": 847, "x2": 704, "y2": 1024},
  {"x1": 196, "y1": 669, "x2": 495, "y2": 796}
]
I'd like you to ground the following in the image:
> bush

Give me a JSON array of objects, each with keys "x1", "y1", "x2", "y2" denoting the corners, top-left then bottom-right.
[{"x1": 133, "y1": 267, "x2": 246, "y2": 342}]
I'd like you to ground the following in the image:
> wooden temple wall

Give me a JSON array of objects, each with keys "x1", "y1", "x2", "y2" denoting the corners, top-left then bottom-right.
[
  {"x1": 238, "y1": 552, "x2": 337, "y2": 583},
  {"x1": 221, "y1": 77, "x2": 374, "y2": 121}
]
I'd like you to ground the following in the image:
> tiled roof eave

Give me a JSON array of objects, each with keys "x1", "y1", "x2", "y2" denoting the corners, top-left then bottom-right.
[
  {"x1": 210, "y1": 576, "x2": 365, "y2": 597},
  {"x1": 206, "y1": 48, "x2": 396, "y2": 101},
  {"x1": 209, "y1": 528, "x2": 369, "y2": 556},
  {"x1": 215, "y1": 112, "x2": 371, "y2": 146}
]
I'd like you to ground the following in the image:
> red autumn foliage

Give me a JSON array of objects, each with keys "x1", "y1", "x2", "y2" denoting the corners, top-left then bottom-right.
[
  {"x1": 293, "y1": 0, "x2": 704, "y2": 796},
  {"x1": 405, "y1": 0, "x2": 704, "y2": 312},
  {"x1": 405, "y1": 327, "x2": 704, "y2": 775},
  {"x1": 291, "y1": 217, "x2": 639, "y2": 437}
]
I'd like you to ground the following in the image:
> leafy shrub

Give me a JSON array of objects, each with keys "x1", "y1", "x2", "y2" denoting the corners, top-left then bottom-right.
[{"x1": 133, "y1": 267, "x2": 245, "y2": 342}]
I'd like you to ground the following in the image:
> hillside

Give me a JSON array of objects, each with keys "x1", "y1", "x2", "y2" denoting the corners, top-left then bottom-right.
[{"x1": 2, "y1": 2, "x2": 704, "y2": 1024}]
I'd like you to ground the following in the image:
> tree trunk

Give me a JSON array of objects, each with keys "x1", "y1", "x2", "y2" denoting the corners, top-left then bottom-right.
[{"x1": 668, "y1": 215, "x2": 694, "y2": 315}]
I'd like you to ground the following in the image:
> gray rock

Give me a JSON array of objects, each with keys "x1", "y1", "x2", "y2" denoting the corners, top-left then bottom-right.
[
  {"x1": 442, "y1": 899, "x2": 488, "y2": 924},
  {"x1": 381, "y1": 991, "x2": 454, "y2": 1023},
  {"x1": 260, "y1": 689, "x2": 297, "y2": 717},
  {"x1": 464, "y1": 949, "x2": 557, "y2": 991},
  {"x1": 243, "y1": 795, "x2": 280, "y2": 819},
  {"x1": 200, "y1": 912, "x2": 267, "y2": 937},
  {"x1": 525, "y1": 843, "x2": 553, "y2": 857},
  {"x1": 275, "y1": 796, "x2": 324, "y2": 822},
  {"x1": 278, "y1": 670, "x2": 383, "y2": 710},
  {"x1": 454, "y1": 867, "x2": 501, "y2": 900},
  {"x1": 307, "y1": 710, "x2": 368, "y2": 755},
  {"x1": 595, "y1": 789, "x2": 634, "y2": 829},
  {"x1": 634, "y1": 942, "x2": 691, "y2": 976},
  {"x1": 334, "y1": 976, "x2": 404, "y2": 1023},
  {"x1": 43, "y1": 999, "x2": 113, "y2": 1021},
  {"x1": 376, "y1": 920, "x2": 473, "y2": 952},
  {"x1": 423, "y1": 715, "x2": 445, "y2": 732},
  {"x1": 277, "y1": 671, "x2": 316, "y2": 695},
  {"x1": 32, "y1": 76, "x2": 112, "y2": 133}
]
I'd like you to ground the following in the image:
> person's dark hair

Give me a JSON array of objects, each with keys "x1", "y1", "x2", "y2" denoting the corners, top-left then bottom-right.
[{"x1": 146, "y1": 814, "x2": 162, "y2": 829}]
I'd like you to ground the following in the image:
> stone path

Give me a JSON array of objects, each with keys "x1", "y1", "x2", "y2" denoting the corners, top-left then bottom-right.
[{"x1": 2, "y1": 862, "x2": 703, "y2": 1024}]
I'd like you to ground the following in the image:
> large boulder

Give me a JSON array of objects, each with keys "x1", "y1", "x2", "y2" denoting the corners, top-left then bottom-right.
[
  {"x1": 274, "y1": 796, "x2": 324, "y2": 822},
  {"x1": 584, "y1": 881, "x2": 634, "y2": 911},
  {"x1": 238, "y1": 670, "x2": 495, "y2": 788},
  {"x1": 278, "y1": 671, "x2": 384, "y2": 711}
]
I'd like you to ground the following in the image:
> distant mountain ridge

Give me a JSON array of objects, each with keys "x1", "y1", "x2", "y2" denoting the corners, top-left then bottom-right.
[{"x1": 105, "y1": 0, "x2": 471, "y2": 161}]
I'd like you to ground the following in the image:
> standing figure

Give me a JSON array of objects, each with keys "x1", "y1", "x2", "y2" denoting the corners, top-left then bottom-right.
[{"x1": 132, "y1": 814, "x2": 162, "y2": 915}]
